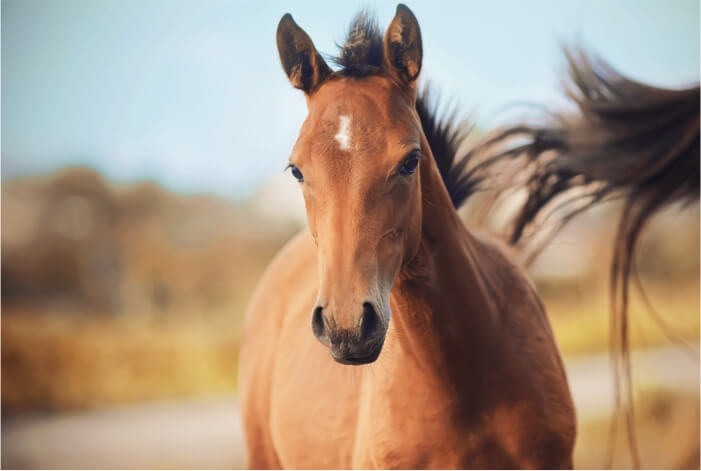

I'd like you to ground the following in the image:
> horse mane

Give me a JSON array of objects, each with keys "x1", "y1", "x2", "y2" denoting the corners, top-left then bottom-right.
[
  {"x1": 415, "y1": 91, "x2": 483, "y2": 208},
  {"x1": 486, "y1": 51, "x2": 700, "y2": 249},
  {"x1": 331, "y1": 11, "x2": 480, "y2": 208}
]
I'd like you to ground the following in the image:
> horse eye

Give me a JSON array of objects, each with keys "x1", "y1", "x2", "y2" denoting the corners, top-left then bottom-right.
[
  {"x1": 287, "y1": 164, "x2": 304, "y2": 182},
  {"x1": 398, "y1": 154, "x2": 420, "y2": 176}
]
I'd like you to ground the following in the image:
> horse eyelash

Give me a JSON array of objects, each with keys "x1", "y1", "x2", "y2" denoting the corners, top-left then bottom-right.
[
  {"x1": 398, "y1": 151, "x2": 425, "y2": 169},
  {"x1": 404, "y1": 150, "x2": 427, "y2": 162}
]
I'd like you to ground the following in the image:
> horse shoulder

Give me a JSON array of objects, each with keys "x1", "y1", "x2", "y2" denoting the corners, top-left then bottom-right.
[{"x1": 239, "y1": 230, "x2": 318, "y2": 468}]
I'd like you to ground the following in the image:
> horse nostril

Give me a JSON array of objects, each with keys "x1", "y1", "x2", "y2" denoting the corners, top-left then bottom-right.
[
  {"x1": 312, "y1": 306, "x2": 326, "y2": 339},
  {"x1": 360, "y1": 302, "x2": 380, "y2": 340}
]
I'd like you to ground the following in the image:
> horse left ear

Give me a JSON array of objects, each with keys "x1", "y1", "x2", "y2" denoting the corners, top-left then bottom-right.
[
  {"x1": 276, "y1": 13, "x2": 331, "y2": 94},
  {"x1": 383, "y1": 4, "x2": 423, "y2": 86}
]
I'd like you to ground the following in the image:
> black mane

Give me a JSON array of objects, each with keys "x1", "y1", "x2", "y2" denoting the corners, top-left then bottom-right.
[{"x1": 331, "y1": 11, "x2": 478, "y2": 208}]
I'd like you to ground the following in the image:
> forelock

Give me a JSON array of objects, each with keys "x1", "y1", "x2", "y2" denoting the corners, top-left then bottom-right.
[{"x1": 330, "y1": 10, "x2": 384, "y2": 77}]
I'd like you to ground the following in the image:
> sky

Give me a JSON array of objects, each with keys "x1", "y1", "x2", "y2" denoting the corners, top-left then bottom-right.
[{"x1": 2, "y1": 0, "x2": 699, "y2": 200}]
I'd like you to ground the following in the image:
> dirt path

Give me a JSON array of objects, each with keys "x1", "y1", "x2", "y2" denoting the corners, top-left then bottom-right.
[
  {"x1": 3, "y1": 346, "x2": 698, "y2": 469},
  {"x1": 2, "y1": 397, "x2": 246, "y2": 469}
]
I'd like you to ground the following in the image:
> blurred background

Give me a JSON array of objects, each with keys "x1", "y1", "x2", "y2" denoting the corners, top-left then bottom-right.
[{"x1": 1, "y1": 0, "x2": 699, "y2": 468}]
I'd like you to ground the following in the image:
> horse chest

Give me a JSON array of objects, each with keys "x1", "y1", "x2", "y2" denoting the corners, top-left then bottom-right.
[
  {"x1": 352, "y1": 394, "x2": 525, "y2": 469},
  {"x1": 352, "y1": 408, "x2": 467, "y2": 468},
  {"x1": 269, "y1": 348, "x2": 470, "y2": 468},
  {"x1": 349, "y1": 369, "x2": 482, "y2": 468}
]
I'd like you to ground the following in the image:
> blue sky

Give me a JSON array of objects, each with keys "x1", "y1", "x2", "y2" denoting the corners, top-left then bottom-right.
[{"x1": 2, "y1": 0, "x2": 699, "y2": 199}]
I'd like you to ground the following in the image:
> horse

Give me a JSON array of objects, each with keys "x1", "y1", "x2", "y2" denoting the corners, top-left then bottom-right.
[{"x1": 239, "y1": 4, "x2": 699, "y2": 469}]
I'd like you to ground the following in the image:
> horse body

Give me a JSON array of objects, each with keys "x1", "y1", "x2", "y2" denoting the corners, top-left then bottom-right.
[
  {"x1": 240, "y1": 160, "x2": 575, "y2": 468},
  {"x1": 239, "y1": 3, "x2": 699, "y2": 468},
  {"x1": 239, "y1": 6, "x2": 577, "y2": 468}
]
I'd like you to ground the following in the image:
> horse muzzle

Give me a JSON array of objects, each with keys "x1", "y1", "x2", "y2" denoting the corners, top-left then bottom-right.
[{"x1": 312, "y1": 301, "x2": 388, "y2": 365}]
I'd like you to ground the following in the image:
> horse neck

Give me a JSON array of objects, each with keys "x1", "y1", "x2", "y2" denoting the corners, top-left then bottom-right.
[{"x1": 389, "y1": 148, "x2": 505, "y2": 386}]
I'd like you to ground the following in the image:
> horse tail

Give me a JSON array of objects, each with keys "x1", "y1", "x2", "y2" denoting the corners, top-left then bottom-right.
[{"x1": 467, "y1": 48, "x2": 699, "y2": 467}]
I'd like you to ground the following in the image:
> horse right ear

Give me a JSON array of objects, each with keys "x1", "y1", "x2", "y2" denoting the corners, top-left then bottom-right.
[{"x1": 276, "y1": 14, "x2": 331, "y2": 94}]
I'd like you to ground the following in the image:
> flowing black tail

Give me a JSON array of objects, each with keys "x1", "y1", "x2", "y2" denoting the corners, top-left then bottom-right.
[{"x1": 461, "y1": 49, "x2": 699, "y2": 467}]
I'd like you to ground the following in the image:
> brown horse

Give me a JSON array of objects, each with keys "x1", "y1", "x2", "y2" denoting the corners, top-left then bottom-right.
[{"x1": 239, "y1": 4, "x2": 699, "y2": 469}]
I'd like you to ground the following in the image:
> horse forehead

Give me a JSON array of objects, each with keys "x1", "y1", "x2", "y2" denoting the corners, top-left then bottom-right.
[
  {"x1": 294, "y1": 79, "x2": 418, "y2": 173},
  {"x1": 307, "y1": 94, "x2": 390, "y2": 159},
  {"x1": 321, "y1": 90, "x2": 388, "y2": 129}
]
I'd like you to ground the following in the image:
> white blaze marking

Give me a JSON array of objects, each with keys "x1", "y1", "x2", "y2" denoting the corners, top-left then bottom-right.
[{"x1": 334, "y1": 115, "x2": 351, "y2": 151}]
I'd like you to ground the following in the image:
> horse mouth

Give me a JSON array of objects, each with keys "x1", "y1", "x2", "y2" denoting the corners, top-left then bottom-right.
[{"x1": 331, "y1": 345, "x2": 382, "y2": 365}]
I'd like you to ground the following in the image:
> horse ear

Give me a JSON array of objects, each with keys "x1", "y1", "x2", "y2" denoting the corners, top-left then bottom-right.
[
  {"x1": 383, "y1": 4, "x2": 423, "y2": 86},
  {"x1": 276, "y1": 14, "x2": 331, "y2": 94}
]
